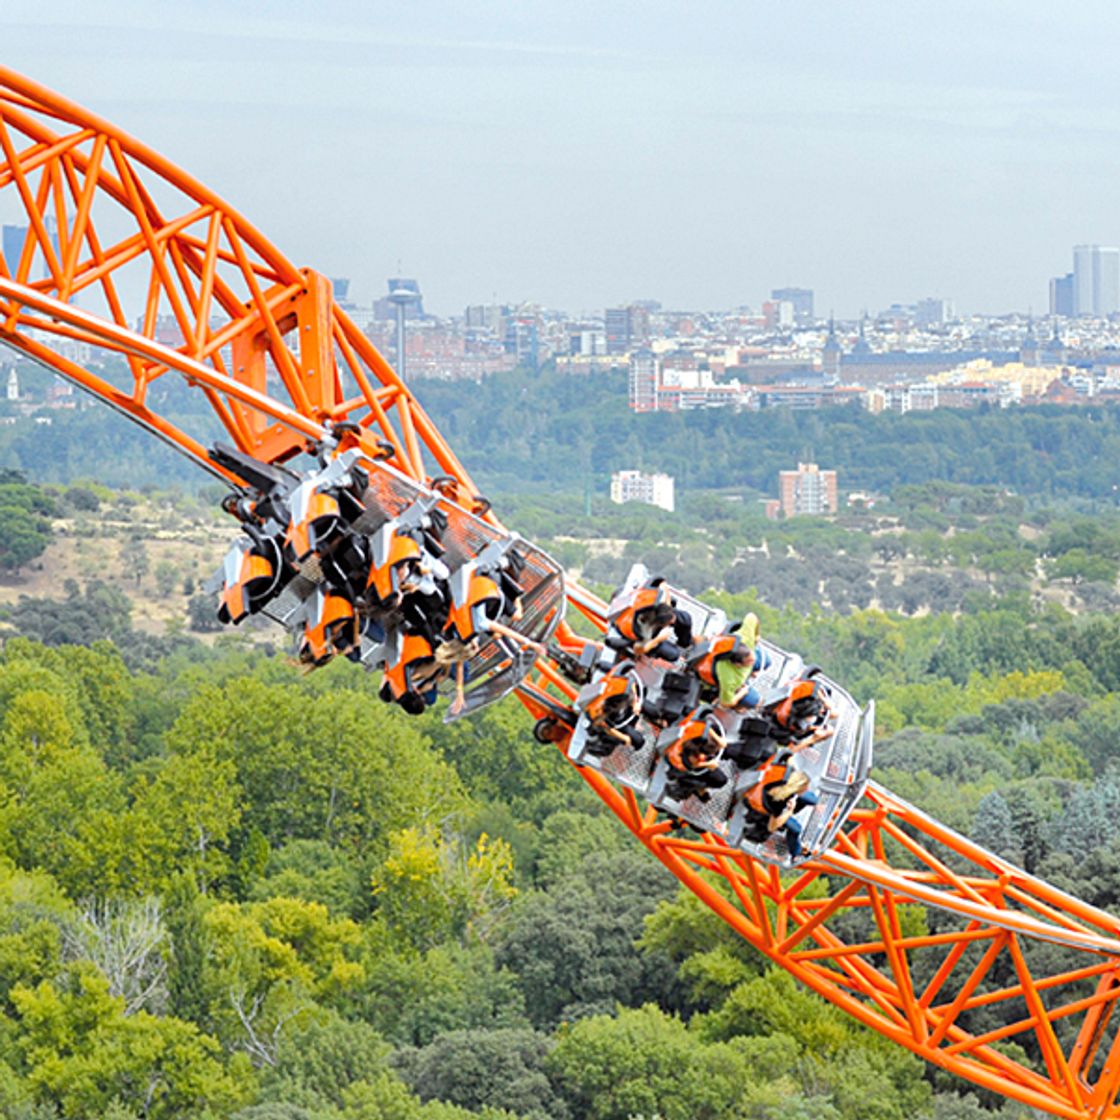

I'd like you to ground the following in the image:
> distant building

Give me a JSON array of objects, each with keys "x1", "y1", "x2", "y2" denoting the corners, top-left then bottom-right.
[
  {"x1": 914, "y1": 298, "x2": 953, "y2": 326},
  {"x1": 628, "y1": 349, "x2": 658, "y2": 412},
  {"x1": 504, "y1": 316, "x2": 540, "y2": 371},
  {"x1": 330, "y1": 278, "x2": 353, "y2": 306},
  {"x1": 6, "y1": 368, "x2": 19, "y2": 401},
  {"x1": 875, "y1": 383, "x2": 940, "y2": 414},
  {"x1": 610, "y1": 469, "x2": 675, "y2": 513},
  {"x1": 604, "y1": 307, "x2": 632, "y2": 354},
  {"x1": 570, "y1": 328, "x2": 606, "y2": 356},
  {"x1": 770, "y1": 287, "x2": 814, "y2": 326},
  {"x1": 762, "y1": 299, "x2": 795, "y2": 330},
  {"x1": 778, "y1": 462, "x2": 838, "y2": 517},
  {"x1": 1073, "y1": 245, "x2": 1120, "y2": 317},
  {"x1": 1050, "y1": 273, "x2": 1075, "y2": 317},
  {"x1": 373, "y1": 277, "x2": 424, "y2": 321}
]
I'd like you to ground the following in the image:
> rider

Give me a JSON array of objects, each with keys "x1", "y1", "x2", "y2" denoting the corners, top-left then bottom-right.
[
  {"x1": 581, "y1": 662, "x2": 646, "y2": 756},
  {"x1": 685, "y1": 611, "x2": 771, "y2": 708},
  {"x1": 378, "y1": 632, "x2": 448, "y2": 715},
  {"x1": 741, "y1": 761, "x2": 819, "y2": 858},
  {"x1": 608, "y1": 579, "x2": 693, "y2": 661},
  {"x1": 768, "y1": 679, "x2": 835, "y2": 753},
  {"x1": 663, "y1": 708, "x2": 729, "y2": 803}
]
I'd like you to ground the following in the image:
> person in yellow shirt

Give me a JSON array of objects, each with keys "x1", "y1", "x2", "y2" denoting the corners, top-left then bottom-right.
[{"x1": 714, "y1": 612, "x2": 770, "y2": 709}]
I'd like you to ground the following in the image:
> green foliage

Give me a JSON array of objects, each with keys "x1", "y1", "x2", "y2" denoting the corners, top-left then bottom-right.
[
  {"x1": 4, "y1": 437, "x2": 1120, "y2": 1120},
  {"x1": 10, "y1": 965, "x2": 252, "y2": 1119},
  {"x1": 394, "y1": 1027, "x2": 564, "y2": 1120},
  {"x1": 5, "y1": 579, "x2": 133, "y2": 647},
  {"x1": 495, "y1": 849, "x2": 679, "y2": 1028}
]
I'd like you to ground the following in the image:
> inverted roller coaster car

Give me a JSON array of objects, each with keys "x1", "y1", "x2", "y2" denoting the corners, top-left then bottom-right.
[
  {"x1": 567, "y1": 567, "x2": 873, "y2": 867},
  {"x1": 206, "y1": 442, "x2": 565, "y2": 720}
]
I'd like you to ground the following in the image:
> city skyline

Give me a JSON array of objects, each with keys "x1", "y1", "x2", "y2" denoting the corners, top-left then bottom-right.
[{"x1": 6, "y1": 3, "x2": 1120, "y2": 317}]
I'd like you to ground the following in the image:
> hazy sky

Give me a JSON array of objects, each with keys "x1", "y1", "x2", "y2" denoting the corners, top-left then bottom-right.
[{"x1": 4, "y1": 1, "x2": 1120, "y2": 317}]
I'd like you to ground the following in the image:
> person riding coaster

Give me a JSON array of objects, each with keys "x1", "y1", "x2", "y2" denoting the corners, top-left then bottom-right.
[
  {"x1": 285, "y1": 479, "x2": 343, "y2": 565},
  {"x1": 768, "y1": 678, "x2": 835, "y2": 751},
  {"x1": 577, "y1": 661, "x2": 647, "y2": 757},
  {"x1": 217, "y1": 532, "x2": 287, "y2": 625},
  {"x1": 298, "y1": 588, "x2": 359, "y2": 668},
  {"x1": 378, "y1": 631, "x2": 449, "y2": 715},
  {"x1": 720, "y1": 675, "x2": 835, "y2": 769},
  {"x1": 740, "y1": 759, "x2": 820, "y2": 859},
  {"x1": 661, "y1": 707, "x2": 729, "y2": 803},
  {"x1": 607, "y1": 578, "x2": 694, "y2": 662},
  {"x1": 365, "y1": 499, "x2": 451, "y2": 611},
  {"x1": 686, "y1": 611, "x2": 770, "y2": 709},
  {"x1": 442, "y1": 557, "x2": 543, "y2": 715}
]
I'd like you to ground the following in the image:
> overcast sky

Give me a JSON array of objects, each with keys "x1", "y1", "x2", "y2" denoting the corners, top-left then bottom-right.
[{"x1": 4, "y1": 1, "x2": 1120, "y2": 317}]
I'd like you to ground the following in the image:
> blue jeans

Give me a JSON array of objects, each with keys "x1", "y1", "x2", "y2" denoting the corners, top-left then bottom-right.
[
  {"x1": 739, "y1": 647, "x2": 772, "y2": 707},
  {"x1": 783, "y1": 791, "x2": 820, "y2": 858}
]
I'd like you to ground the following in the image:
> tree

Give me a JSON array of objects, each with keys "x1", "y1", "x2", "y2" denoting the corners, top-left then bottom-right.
[
  {"x1": 0, "y1": 504, "x2": 51, "y2": 571},
  {"x1": 255, "y1": 1010, "x2": 393, "y2": 1112},
  {"x1": 0, "y1": 683, "x2": 127, "y2": 894},
  {"x1": 353, "y1": 935, "x2": 527, "y2": 1048},
  {"x1": 971, "y1": 791, "x2": 1020, "y2": 864},
  {"x1": 250, "y1": 839, "x2": 366, "y2": 918},
  {"x1": 0, "y1": 859, "x2": 70, "y2": 1010},
  {"x1": 188, "y1": 593, "x2": 222, "y2": 632},
  {"x1": 60, "y1": 896, "x2": 169, "y2": 1016},
  {"x1": 694, "y1": 969, "x2": 930, "y2": 1120},
  {"x1": 10, "y1": 966, "x2": 252, "y2": 1119},
  {"x1": 155, "y1": 560, "x2": 179, "y2": 597},
  {"x1": 496, "y1": 849, "x2": 678, "y2": 1028},
  {"x1": 6, "y1": 581, "x2": 133, "y2": 647},
  {"x1": 394, "y1": 1027, "x2": 564, "y2": 1120},
  {"x1": 371, "y1": 828, "x2": 517, "y2": 951},
  {"x1": 121, "y1": 535, "x2": 149, "y2": 586},
  {"x1": 133, "y1": 745, "x2": 243, "y2": 892},
  {"x1": 164, "y1": 872, "x2": 211, "y2": 1028},
  {"x1": 546, "y1": 1003, "x2": 763, "y2": 1120},
  {"x1": 62, "y1": 485, "x2": 101, "y2": 512},
  {"x1": 202, "y1": 897, "x2": 365, "y2": 1062}
]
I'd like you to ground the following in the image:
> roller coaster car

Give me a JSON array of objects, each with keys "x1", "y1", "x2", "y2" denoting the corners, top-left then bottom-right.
[
  {"x1": 297, "y1": 586, "x2": 359, "y2": 667},
  {"x1": 567, "y1": 567, "x2": 874, "y2": 867},
  {"x1": 206, "y1": 444, "x2": 566, "y2": 721},
  {"x1": 216, "y1": 537, "x2": 284, "y2": 625}
]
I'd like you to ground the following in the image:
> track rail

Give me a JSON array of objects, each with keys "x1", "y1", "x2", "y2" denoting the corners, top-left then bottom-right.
[{"x1": 4, "y1": 66, "x2": 1120, "y2": 1119}]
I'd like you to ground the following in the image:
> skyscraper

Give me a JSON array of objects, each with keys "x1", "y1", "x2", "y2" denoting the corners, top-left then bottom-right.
[
  {"x1": 914, "y1": 298, "x2": 953, "y2": 326},
  {"x1": 1049, "y1": 273, "x2": 1075, "y2": 317},
  {"x1": 628, "y1": 349, "x2": 658, "y2": 412},
  {"x1": 1072, "y1": 245, "x2": 1120, "y2": 317},
  {"x1": 1, "y1": 221, "x2": 58, "y2": 281},
  {"x1": 604, "y1": 307, "x2": 631, "y2": 354}
]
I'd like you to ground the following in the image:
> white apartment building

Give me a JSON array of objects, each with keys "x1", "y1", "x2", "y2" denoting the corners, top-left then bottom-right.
[{"x1": 610, "y1": 470, "x2": 675, "y2": 513}]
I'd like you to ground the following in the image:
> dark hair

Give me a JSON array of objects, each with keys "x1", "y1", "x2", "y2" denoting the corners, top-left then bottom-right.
[
  {"x1": 602, "y1": 693, "x2": 632, "y2": 722},
  {"x1": 399, "y1": 692, "x2": 427, "y2": 716}
]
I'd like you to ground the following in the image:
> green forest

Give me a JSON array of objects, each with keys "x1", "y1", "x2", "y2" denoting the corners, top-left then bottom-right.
[{"x1": 1, "y1": 475, "x2": 1120, "y2": 1116}]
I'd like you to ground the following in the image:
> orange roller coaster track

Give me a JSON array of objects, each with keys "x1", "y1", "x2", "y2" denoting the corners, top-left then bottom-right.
[{"x1": 3, "y1": 66, "x2": 1120, "y2": 1120}]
